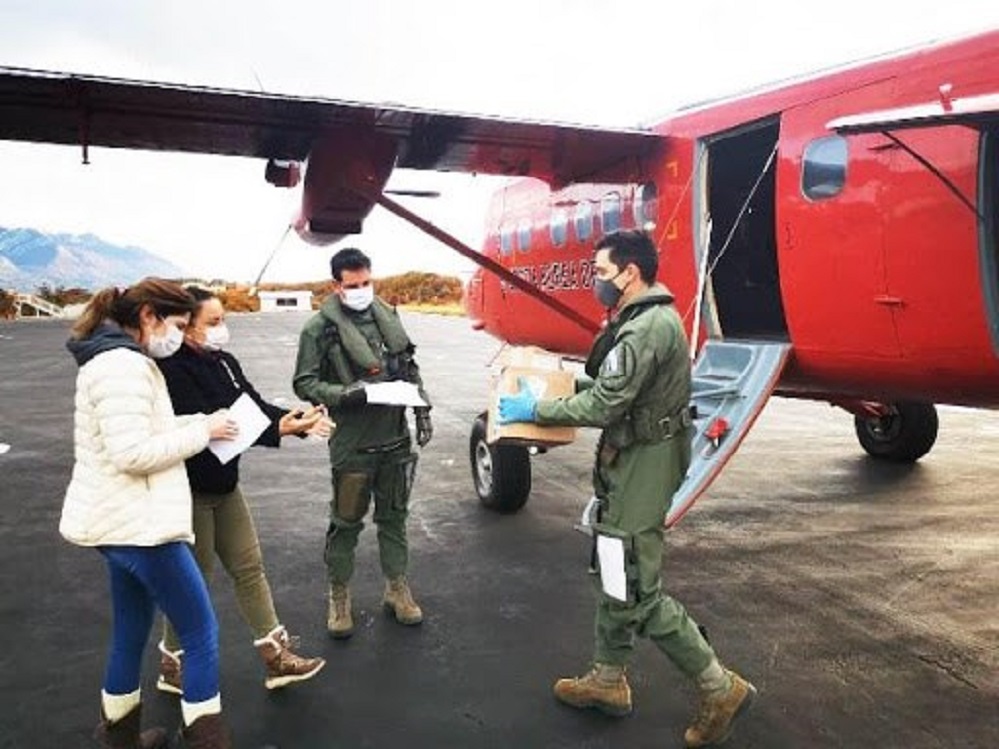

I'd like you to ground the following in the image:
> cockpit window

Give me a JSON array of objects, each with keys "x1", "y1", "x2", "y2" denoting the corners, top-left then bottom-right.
[
  {"x1": 633, "y1": 181, "x2": 658, "y2": 228},
  {"x1": 574, "y1": 202, "x2": 593, "y2": 242},
  {"x1": 601, "y1": 193, "x2": 622, "y2": 233},
  {"x1": 802, "y1": 136, "x2": 848, "y2": 200},
  {"x1": 499, "y1": 225, "x2": 514, "y2": 256},
  {"x1": 517, "y1": 218, "x2": 532, "y2": 252},
  {"x1": 551, "y1": 209, "x2": 568, "y2": 247}
]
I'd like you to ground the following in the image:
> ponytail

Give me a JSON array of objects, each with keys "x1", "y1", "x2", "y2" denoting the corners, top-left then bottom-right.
[
  {"x1": 70, "y1": 278, "x2": 195, "y2": 340},
  {"x1": 70, "y1": 287, "x2": 122, "y2": 340}
]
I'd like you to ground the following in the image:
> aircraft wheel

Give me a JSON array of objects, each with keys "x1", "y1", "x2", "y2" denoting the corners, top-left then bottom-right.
[
  {"x1": 854, "y1": 401, "x2": 938, "y2": 462},
  {"x1": 469, "y1": 413, "x2": 531, "y2": 513}
]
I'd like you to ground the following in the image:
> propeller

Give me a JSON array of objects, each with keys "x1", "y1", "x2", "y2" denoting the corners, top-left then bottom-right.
[{"x1": 384, "y1": 189, "x2": 441, "y2": 199}]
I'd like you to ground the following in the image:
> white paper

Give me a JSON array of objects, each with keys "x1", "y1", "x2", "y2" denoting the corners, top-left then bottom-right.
[
  {"x1": 596, "y1": 535, "x2": 628, "y2": 602},
  {"x1": 0, "y1": 443, "x2": 10, "y2": 455},
  {"x1": 208, "y1": 393, "x2": 271, "y2": 465},
  {"x1": 363, "y1": 381, "x2": 428, "y2": 408}
]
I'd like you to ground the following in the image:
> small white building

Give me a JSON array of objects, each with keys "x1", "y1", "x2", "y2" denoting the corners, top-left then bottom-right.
[{"x1": 258, "y1": 290, "x2": 313, "y2": 312}]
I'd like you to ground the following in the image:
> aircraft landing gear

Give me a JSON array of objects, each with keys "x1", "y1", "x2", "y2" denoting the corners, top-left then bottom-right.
[
  {"x1": 853, "y1": 401, "x2": 938, "y2": 462},
  {"x1": 469, "y1": 413, "x2": 532, "y2": 512}
]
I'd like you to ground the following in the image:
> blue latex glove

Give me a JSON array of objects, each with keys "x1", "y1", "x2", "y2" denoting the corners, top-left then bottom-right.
[{"x1": 498, "y1": 378, "x2": 538, "y2": 424}]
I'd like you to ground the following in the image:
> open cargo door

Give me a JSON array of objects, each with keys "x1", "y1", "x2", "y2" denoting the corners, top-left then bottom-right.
[{"x1": 665, "y1": 340, "x2": 792, "y2": 527}]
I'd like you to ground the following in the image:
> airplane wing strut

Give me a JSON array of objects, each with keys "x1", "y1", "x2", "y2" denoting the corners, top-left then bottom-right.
[{"x1": 356, "y1": 186, "x2": 602, "y2": 335}]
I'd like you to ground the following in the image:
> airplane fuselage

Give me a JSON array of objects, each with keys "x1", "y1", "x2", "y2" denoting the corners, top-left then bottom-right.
[{"x1": 465, "y1": 29, "x2": 999, "y2": 409}]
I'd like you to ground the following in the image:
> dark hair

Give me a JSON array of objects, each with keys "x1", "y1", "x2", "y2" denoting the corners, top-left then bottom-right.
[
  {"x1": 71, "y1": 278, "x2": 196, "y2": 340},
  {"x1": 330, "y1": 247, "x2": 372, "y2": 281},
  {"x1": 594, "y1": 230, "x2": 658, "y2": 284},
  {"x1": 184, "y1": 285, "x2": 217, "y2": 305},
  {"x1": 183, "y1": 285, "x2": 219, "y2": 323}
]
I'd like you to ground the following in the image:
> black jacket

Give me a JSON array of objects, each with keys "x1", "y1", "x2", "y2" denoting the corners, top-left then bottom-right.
[{"x1": 157, "y1": 343, "x2": 287, "y2": 495}]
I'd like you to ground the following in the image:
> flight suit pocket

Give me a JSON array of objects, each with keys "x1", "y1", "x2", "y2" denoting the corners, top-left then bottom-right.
[
  {"x1": 591, "y1": 523, "x2": 639, "y2": 605},
  {"x1": 386, "y1": 454, "x2": 419, "y2": 511},
  {"x1": 334, "y1": 471, "x2": 372, "y2": 522}
]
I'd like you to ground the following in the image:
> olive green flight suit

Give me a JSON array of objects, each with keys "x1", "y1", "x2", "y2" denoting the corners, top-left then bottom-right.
[
  {"x1": 293, "y1": 296, "x2": 428, "y2": 585},
  {"x1": 535, "y1": 284, "x2": 716, "y2": 677}
]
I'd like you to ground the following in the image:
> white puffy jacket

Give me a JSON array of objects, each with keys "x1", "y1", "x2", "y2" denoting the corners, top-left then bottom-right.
[{"x1": 60, "y1": 347, "x2": 211, "y2": 546}]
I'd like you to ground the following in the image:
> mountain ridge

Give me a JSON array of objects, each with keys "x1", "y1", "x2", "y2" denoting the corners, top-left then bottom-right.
[{"x1": 0, "y1": 227, "x2": 186, "y2": 291}]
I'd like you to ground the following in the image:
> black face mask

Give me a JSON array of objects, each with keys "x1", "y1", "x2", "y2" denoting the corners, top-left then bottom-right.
[{"x1": 593, "y1": 269, "x2": 626, "y2": 309}]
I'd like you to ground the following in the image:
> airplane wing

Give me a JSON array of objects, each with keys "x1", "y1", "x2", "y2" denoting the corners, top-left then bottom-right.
[
  {"x1": 0, "y1": 66, "x2": 661, "y2": 186},
  {"x1": 827, "y1": 89, "x2": 999, "y2": 134}
]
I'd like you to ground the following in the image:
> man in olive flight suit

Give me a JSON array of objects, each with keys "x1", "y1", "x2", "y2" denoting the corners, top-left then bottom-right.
[
  {"x1": 294, "y1": 247, "x2": 433, "y2": 639},
  {"x1": 499, "y1": 230, "x2": 755, "y2": 747}
]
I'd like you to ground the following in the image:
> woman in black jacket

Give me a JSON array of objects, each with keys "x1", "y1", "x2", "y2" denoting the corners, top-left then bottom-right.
[{"x1": 156, "y1": 286, "x2": 328, "y2": 692}]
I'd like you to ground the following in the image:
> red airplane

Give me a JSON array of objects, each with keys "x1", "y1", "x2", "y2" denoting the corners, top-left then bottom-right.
[{"x1": 2, "y1": 27, "x2": 998, "y2": 523}]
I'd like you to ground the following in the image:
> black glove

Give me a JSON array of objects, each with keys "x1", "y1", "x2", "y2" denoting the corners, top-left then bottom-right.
[
  {"x1": 415, "y1": 407, "x2": 433, "y2": 447},
  {"x1": 340, "y1": 382, "x2": 367, "y2": 409}
]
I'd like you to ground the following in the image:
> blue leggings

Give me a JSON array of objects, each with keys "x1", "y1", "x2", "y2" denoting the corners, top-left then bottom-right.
[{"x1": 100, "y1": 542, "x2": 219, "y2": 702}]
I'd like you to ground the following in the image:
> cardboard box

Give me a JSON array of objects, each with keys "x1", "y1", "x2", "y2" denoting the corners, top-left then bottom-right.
[{"x1": 487, "y1": 364, "x2": 577, "y2": 446}]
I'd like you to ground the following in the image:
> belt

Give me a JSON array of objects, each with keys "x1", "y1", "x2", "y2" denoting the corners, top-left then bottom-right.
[{"x1": 656, "y1": 405, "x2": 693, "y2": 440}]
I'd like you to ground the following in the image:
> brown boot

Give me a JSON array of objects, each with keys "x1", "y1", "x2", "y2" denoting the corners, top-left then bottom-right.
[
  {"x1": 177, "y1": 713, "x2": 231, "y2": 749},
  {"x1": 254, "y1": 625, "x2": 326, "y2": 690},
  {"x1": 553, "y1": 663, "x2": 632, "y2": 717},
  {"x1": 94, "y1": 704, "x2": 169, "y2": 749},
  {"x1": 327, "y1": 583, "x2": 354, "y2": 639},
  {"x1": 382, "y1": 577, "x2": 423, "y2": 625},
  {"x1": 684, "y1": 669, "x2": 757, "y2": 747},
  {"x1": 156, "y1": 641, "x2": 182, "y2": 696}
]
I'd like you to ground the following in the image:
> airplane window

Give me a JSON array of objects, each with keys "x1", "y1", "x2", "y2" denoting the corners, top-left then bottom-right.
[
  {"x1": 574, "y1": 202, "x2": 593, "y2": 242},
  {"x1": 802, "y1": 136, "x2": 848, "y2": 200},
  {"x1": 633, "y1": 181, "x2": 659, "y2": 228},
  {"x1": 517, "y1": 218, "x2": 532, "y2": 252},
  {"x1": 601, "y1": 193, "x2": 622, "y2": 233},
  {"x1": 500, "y1": 226, "x2": 514, "y2": 256},
  {"x1": 550, "y1": 209, "x2": 568, "y2": 247}
]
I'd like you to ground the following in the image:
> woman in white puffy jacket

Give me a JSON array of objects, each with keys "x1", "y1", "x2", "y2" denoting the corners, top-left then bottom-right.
[{"x1": 62, "y1": 279, "x2": 237, "y2": 749}]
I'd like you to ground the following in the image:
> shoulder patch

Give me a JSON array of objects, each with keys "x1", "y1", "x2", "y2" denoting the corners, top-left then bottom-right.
[{"x1": 600, "y1": 342, "x2": 635, "y2": 390}]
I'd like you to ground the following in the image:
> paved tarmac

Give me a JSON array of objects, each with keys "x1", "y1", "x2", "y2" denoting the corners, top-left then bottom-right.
[{"x1": 0, "y1": 311, "x2": 996, "y2": 749}]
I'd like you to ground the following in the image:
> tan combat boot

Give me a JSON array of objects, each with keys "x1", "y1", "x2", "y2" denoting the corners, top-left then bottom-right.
[
  {"x1": 253, "y1": 625, "x2": 326, "y2": 689},
  {"x1": 156, "y1": 641, "x2": 183, "y2": 696},
  {"x1": 327, "y1": 583, "x2": 354, "y2": 639},
  {"x1": 553, "y1": 663, "x2": 632, "y2": 716},
  {"x1": 382, "y1": 576, "x2": 423, "y2": 625},
  {"x1": 684, "y1": 669, "x2": 757, "y2": 747}
]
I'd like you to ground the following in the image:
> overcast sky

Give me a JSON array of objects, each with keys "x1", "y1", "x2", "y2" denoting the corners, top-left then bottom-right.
[{"x1": 1, "y1": 1, "x2": 998, "y2": 282}]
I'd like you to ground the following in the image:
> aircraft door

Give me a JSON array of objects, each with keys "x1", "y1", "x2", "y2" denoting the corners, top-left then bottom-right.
[
  {"x1": 881, "y1": 126, "x2": 987, "y2": 361},
  {"x1": 827, "y1": 88, "x2": 999, "y2": 365},
  {"x1": 778, "y1": 89, "x2": 901, "y2": 361},
  {"x1": 701, "y1": 120, "x2": 788, "y2": 340}
]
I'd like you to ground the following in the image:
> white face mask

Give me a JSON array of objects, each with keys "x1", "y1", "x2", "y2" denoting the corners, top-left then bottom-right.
[
  {"x1": 147, "y1": 323, "x2": 185, "y2": 359},
  {"x1": 342, "y1": 285, "x2": 374, "y2": 312},
  {"x1": 201, "y1": 323, "x2": 230, "y2": 351}
]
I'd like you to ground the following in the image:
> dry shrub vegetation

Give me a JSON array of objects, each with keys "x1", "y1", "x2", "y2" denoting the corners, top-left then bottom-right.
[
  {"x1": 0, "y1": 272, "x2": 464, "y2": 317},
  {"x1": 224, "y1": 272, "x2": 463, "y2": 312}
]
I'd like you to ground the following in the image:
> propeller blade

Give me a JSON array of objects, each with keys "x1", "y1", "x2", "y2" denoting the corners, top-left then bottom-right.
[{"x1": 384, "y1": 189, "x2": 441, "y2": 199}]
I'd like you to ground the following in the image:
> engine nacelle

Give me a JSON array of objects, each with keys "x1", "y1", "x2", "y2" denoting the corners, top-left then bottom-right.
[{"x1": 294, "y1": 126, "x2": 398, "y2": 246}]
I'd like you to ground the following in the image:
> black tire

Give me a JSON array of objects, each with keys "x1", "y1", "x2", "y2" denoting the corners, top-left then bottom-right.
[
  {"x1": 854, "y1": 401, "x2": 938, "y2": 463},
  {"x1": 469, "y1": 413, "x2": 531, "y2": 513}
]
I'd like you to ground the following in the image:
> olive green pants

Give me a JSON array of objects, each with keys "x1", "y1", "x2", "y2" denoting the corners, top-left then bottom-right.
[
  {"x1": 163, "y1": 486, "x2": 279, "y2": 650},
  {"x1": 592, "y1": 436, "x2": 716, "y2": 677},
  {"x1": 325, "y1": 446, "x2": 418, "y2": 585}
]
